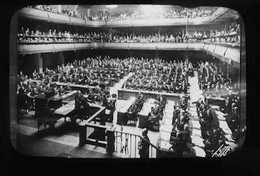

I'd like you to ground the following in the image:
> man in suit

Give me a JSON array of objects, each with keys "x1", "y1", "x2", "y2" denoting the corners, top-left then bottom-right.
[
  {"x1": 74, "y1": 91, "x2": 90, "y2": 122},
  {"x1": 138, "y1": 128, "x2": 150, "y2": 158},
  {"x1": 172, "y1": 105, "x2": 180, "y2": 125}
]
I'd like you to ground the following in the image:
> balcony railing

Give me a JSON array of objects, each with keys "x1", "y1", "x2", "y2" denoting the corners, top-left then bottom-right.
[{"x1": 17, "y1": 42, "x2": 240, "y2": 65}]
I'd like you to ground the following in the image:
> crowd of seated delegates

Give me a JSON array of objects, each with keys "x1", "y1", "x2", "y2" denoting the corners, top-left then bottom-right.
[
  {"x1": 208, "y1": 23, "x2": 240, "y2": 44},
  {"x1": 17, "y1": 69, "x2": 110, "y2": 113},
  {"x1": 195, "y1": 98, "x2": 230, "y2": 157},
  {"x1": 27, "y1": 5, "x2": 87, "y2": 20},
  {"x1": 169, "y1": 96, "x2": 192, "y2": 156},
  {"x1": 17, "y1": 71, "x2": 72, "y2": 117},
  {"x1": 197, "y1": 61, "x2": 239, "y2": 98},
  {"x1": 17, "y1": 27, "x2": 110, "y2": 44},
  {"x1": 123, "y1": 58, "x2": 191, "y2": 94},
  {"x1": 197, "y1": 61, "x2": 241, "y2": 144},
  {"x1": 32, "y1": 56, "x2": 128, "y2": 89},
  {"x1": 88, "y1": 7, "x2": 217, "y2": 22},
  {"x1": 219, "y1": 91, "x2": 241, "y2": 142}
]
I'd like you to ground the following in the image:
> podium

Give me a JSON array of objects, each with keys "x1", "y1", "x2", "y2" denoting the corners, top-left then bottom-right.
[{"x1": 48, "y1": 96, "x2": 62, "y2": 109}]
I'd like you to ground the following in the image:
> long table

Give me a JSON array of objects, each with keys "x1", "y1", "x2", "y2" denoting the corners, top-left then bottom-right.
[
  {"x1": 162, "y1": 100, "x2": 175, "y2": 125},
  {"x1": 156, "y1": 100, "x2": 207, "y2": 157},
  {"x1": 54, "y1": 99, "x2": 105, "y2": 121},
  {"x1": 118, "y1": 89, "x2": 183, "y2": 102},
  {"x1": 116, "y1": 97, "x2": 136, "y2": 125},
  {"x1": 55, "y1": 82, "x2": 101, "y2": 91},
  {"x1": 138, "y1": 98, "x2": 157, "y2": 128},
  {"x1": 60, "y1": 90, "x2": 77, "y2": 103},
  {"x1": 206, "y1": 96, "x2": 226, "y2": 106}
]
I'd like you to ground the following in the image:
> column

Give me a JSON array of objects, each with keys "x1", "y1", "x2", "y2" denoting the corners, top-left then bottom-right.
[
  {"x1": 10, "y1": 11, "x2": 18, "y2": 150},
  {"x1": 158, "y1": 26, "x2": 160, "y2": 38},
  {"x1": 87, "y1": 8, "x2": 90, "y2": 18},
  {"x1": 79, "y1": 125, "x2": 86, "y2": 146},
  {"x1": 57, "y1": 5, "x2": 61, "y2": 13},
  {"x1": 35, "y1": 53, "x2": 43, "y2": 73},
  {"x1": 184, "y1": 51, "x2": 189, "y2": 63},
  {"x1": 227, "y1": 62, "x2": 229, "y2": 77},
  {"x1": 58, "y1": 51, "x2": 65, "y2": 67},
  {"x1": 74, "y1": 5, "x2": 79, "y2": 11}
]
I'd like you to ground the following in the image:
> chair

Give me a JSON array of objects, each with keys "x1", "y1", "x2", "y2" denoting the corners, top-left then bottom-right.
[
  {"x1": 127, "y1": 112, "x2": 137, "y2": 126},
  {"x1": 149, "y1": 116, "x2": 160, "y2": 132},
  {"x1": 37, "y1": 107, "x2": 58, "y2": 130}
]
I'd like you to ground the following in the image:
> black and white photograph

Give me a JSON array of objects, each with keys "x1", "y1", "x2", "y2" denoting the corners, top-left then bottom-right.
[{"x1": 9, "y1": 4, "x2": 246, "y2": 159}]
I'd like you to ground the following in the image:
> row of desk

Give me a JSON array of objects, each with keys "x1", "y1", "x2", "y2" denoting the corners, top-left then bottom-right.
[
  {"x1": 157, "y1": 100, "x2": 176, "y2": 154},
  {"x1": 54, "y1": 99, "x2": 103, "y2": 116},
  {"x1": 156, "y1": 99, "x2": 208, "y2": 157},
  {"x1": 206, "y1": 96, "x2": 226, "y2": 107},
  {"x1": 189, "y1": 104, "x2": 237, "y2": 157},
  {"x1": 213, "y1": 107, "x2": 236, "y2": 144},
  {"x1": 188, "y1": 107, "x2": 207, "y2": 157},
  {"x1": 118, "y1": 88, "x2": 183, "y2": 102}
]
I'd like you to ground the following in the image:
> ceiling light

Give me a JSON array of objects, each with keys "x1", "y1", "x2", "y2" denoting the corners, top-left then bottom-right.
[{"x1": 106, "y1": 5, "x2": 118, "y2": 9}]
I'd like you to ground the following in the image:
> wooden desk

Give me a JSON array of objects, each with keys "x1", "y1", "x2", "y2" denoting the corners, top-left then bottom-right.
[
  {"x1": 54, "y1": 100, "x2": 75, "y2": 116},
  {"x1": 138, "y1": 99, "x2": 156, "y2": 128},
  {"x1": 207, "y1": 97, "x2": 226, "y2": 106},
  {"x1": 116, "y1": 97, "x2": 136, "y2": 125},
  {"x1": 60, "y1": 90, "x2": 77, "y2": 103},
  {"x1": 118, "y1": 89, "x2": 183, "y2": 102},
  {"x1": 214, "y1": 110, "x2": 235, "y2": 142},
  {"x1": 48, "y1": 95, "x2": 62, "y2": 109},
  {"x1": 35, "y1": 94, "x2": 47, "y2": 111},
  {"x1": 54, "y1": 82, "x2": 101, "y2": 95}
]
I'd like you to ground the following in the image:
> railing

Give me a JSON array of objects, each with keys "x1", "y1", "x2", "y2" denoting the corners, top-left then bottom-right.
[
  {"x1": 111, "y1": 129, "x2": 161, "y2": 158},
  {"x1": 17, "y1": 42, "x2": 240, "y2": 66},
  {"x1": 78, "y1": 105, "x2": 106, "y2": 147},
  {"x1": 19, "y1": 7, "x2": 228, "y2": 28}
]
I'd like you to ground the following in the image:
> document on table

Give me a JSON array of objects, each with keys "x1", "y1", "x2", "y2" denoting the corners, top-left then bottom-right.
[
  {"x1": 192, "y1": 146, "x2": 206, "y2": 157},
  {"x1": 191, "y1": 136, "x2": 205, "y2": 147}
]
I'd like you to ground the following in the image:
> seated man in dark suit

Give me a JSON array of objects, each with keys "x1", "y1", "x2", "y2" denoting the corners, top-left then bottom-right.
[
  {"x1": 147, "y1": 108, "x2": 160, "y2": 131},
  {"x1": 170, "y1": 123, "x2": 191, "y2": 157},
  {"x1": 172, "y1": 105, "x2": 180, "y2": 125},
  {"x1": 58, "y1": 86, "x2": 66, "y2": 96},
  {"x1": 73, "y1": 91, "x2": 90, "y2": 122}
]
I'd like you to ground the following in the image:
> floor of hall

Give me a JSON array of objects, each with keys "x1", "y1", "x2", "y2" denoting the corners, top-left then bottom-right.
[
  {"x1": 12, "y1": 72, "x2": 205, "y2": 158},
  {"x1": 12, "y1": 73, "x2": 160, "y2": 158}
]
